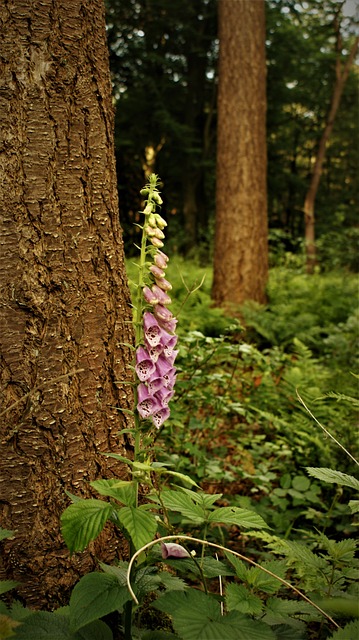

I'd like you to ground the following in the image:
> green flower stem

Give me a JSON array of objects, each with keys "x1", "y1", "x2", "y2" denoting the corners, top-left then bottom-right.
[{"x1": 132, "y1": 174, "x2": 162, "y2": 505}]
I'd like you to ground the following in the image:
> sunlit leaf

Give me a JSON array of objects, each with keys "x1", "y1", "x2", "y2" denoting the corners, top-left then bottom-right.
[{"x1": 69, "y1": 572, "x2": 129, "y2": 632}]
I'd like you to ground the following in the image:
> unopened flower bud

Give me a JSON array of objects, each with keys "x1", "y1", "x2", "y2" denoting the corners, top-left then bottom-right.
[
  {"x1": 154, "y1": 214, "x2": 167, "y2": 229},
  {"x1": 150, "y1": 237, "x2": 164, "y2": 248},
  {"x1": 153, "y1": 228, "x2": 165, "y2": 240},
  {"x1": 143, "y1": 203, "x2": 154, "y2": 215},
  {"x1": 148, "y1": 213, "x2": 157, "y2": 228},
  {"x1": 149, "y1": 264, "x2": 166, "y2": 279},
  {"x1": 152, "y1": 192, "x2": 163, "y2": 205}
]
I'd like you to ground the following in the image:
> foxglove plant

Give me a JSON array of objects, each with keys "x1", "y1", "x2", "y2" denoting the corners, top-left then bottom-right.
[{"x1": 133, "y1": 175, "x2": 178, "y2": 440}]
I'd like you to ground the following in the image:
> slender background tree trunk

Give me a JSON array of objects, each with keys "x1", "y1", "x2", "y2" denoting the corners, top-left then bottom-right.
[
  {"x1": 0, "y1": 0, "x2": 133, "y2": 608},
  {"x1": 212, "y1": 0, "x2": 268, "y2": 309},
  {"x1": 304, "y1": 15, "x2": 358, "y2": 273}
]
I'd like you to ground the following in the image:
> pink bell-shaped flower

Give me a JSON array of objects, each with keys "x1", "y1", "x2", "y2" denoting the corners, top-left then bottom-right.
[{"x1": 135, "y1": 346, "x2": 156, "y2": 382}]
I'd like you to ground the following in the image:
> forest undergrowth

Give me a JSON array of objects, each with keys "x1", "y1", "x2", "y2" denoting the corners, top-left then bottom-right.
[{"x1": 1, "y1": 216, "x2": 358, "y2": 639}]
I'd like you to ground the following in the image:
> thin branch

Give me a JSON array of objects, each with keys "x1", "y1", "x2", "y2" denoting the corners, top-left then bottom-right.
[{"x1": 296, "y1": 390, "x2": 359, "y2": 467}]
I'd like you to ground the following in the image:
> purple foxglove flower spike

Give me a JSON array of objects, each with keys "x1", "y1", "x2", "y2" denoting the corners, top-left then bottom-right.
[
  {"x1": 152, "y1": 406, "x2": 170, "y2": 428},
  {"x1": 158, "y1": 317, "x2": 177, "y2": 334},
  {"x1": 155, "y1": 277, "x2": 172, "y2": 291},
  {"x1": 143, "y1": 286, "x2": 159, "y2": 305},
  {"x1": 146, "y1": 342, "x2": 163, "y2": 363},
  {"x1": 143, "y1": 312, "x2": 162, "y2": 347},
  {"x1": 161, "y1": 542, "x2": 190, "y2": 559},
  {"x1": 135, "y1": 346, "x2": 156, "y2": 381},
  {"x1": 149, "y1": 264, "x2": 166, "y2": 279},
  {"x1": 154, "y1": 304, "x2": 173, "y2": 323},
  {"x1": 154, "y1": 251, "x2": 168, "y2": 269},
  {"x1": 137, "y1": 383, "x2": 162, "y2": 418},
  {"x1": 151, "y1": 284, "x2": 171, "y2": 306},
  {"x1": 147, "y1": 372, "x2": 164, "y2": 394}
]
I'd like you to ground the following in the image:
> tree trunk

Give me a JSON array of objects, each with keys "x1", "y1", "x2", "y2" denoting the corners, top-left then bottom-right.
[
  {"x1": 0, "y1": 0, "x2": 134, "y2": 608},
  {"x1": 212, "y1": 0, "x2": 268, "y2": 309},
  {"x1": 304, "y1": 23, "x2": 359, "y2": 273}
]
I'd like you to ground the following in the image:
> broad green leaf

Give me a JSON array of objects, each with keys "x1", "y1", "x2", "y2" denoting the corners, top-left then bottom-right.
[
  {"x1": 225, "y1": 583, "x2": 263, "y2": 615},
  {"x1": 329, "y1": 619, "x2": 359, "y2": 640},
  {"x1": 0, "y1": 580, "x2": 19, "y2": 595},
  {"x1": 69, "y1": 572, "x2": 129, "y2": 632},
  {"x1": 306, "y1": 467, "x2": 359, "y2": 491},
  {"x1": 246, "y1": 560, "x2": 288, "y2": 594},
  {"x1": 11, "y1": 612, "x2": 70, "y2": 639},
  {"x1": 155, "y1": 491, "x2": 205, "y2": 523},
  {"x1": 158, "y1": 571, "x2": 188, "y2": 592},
  {"x1": 76, "y1": 620, "x2": 113, "y2": 640},
  {"x1": 0, "y1": 528, "x2": 14, "y2": 541},
  {"x1": 116, "y1": 506, "x2": 157, "y2": 550},
  {"x1": 61, "y1": 499, "x2": 112, "y2": 553},
  {"x1": 90, "y1": 479, "x2": 136, "y2": 506},
  {"x1": 207, "y1": 506, "x2": 269, "y2": 529},
  {"x1": 154, "y1": 589, "x2": 275, "y2": 640}
]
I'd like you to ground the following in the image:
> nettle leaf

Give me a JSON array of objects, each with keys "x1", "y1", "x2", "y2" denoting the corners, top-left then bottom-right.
[
  {"x1": 207, "y1": 507, "x2": 269, "y2": 530},
  {"x1": 0, "y1": 580, "x2": 19, "y2": 595},
  {"x1": 329, "y1": 619, "x2": 359, "y2": 640},
  {"x1": 116, "y1": 506, "x2": 157, "y2": 550},
  {"x1": 154, "y1": 589, "x2": 275, "y2": 640},
  {"x1": 61, "y1": 500, "x2": 112, "y2": 553},
  {"x1": 246, "y1": 560, "x2": 288, "y2": 594},
  {"x1": 69, "y1": 572, "x2": 129, "y2": 632},
  {"x1": 306, "y1": 467, "x2": 359, "y2": 491},
  {"x1": 158, "y1": 571, "x2": 188, "y2": 592},
  {"x1": 90, "y1": 479, "x2": 136, "y2": 506},
  {"x1": 8, "y1": 612, "x2": 113, "y2": 639},
  {"x1": 225, "y1": 583, "x2": 263, "y2": 616},
  {"x1": 155, "y1": 491, "x2": 205, "y2": 523}
]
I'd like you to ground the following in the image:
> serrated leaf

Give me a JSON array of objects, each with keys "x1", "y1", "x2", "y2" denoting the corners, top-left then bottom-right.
[
  {"x1": 158, "y1": 571, "x2": 188, "y2": 592},
  {"x1": 116, "y1": 506, "x2": 157, "y2": 550},
  {"x1": 69, "y1": 572, "x2": 129, "y2": 632},
  {"x1": 226, "y1": 583, "x2": 263, "y2": 615},
  {"x1": 155, "y1": 491, "x2": 205, "y2": 523},
  {"x1": 306, "y1": 467, "x2": 359, "y2": 491},
  {"x1": 329, "y1": 619, "x2": 359, "y2": 640},
  {"x1": 154, "y1": 589, "x2": 275, "y2": 640},
  {"x1": 207, "y1": 506, "x2": 269, "y2": 529},
  {"x1": 90, "y1": 479, "x2": 136, "y2": 506},
  {"x1": 11, "y1": 612, "x2": 70, "y2": 639},
  {"x1": 61, "y1": 499, "x2": 112, "y2": 553},
  {"x1": 0, "y1": 580, "x2": 19, "y2": 595}
]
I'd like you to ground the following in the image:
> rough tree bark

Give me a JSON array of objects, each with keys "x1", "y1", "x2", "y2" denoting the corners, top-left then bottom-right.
[
  {"x1": 212, "y1": 0, "x2": 268, "y2": 309},
  {"x1": 304, "y1": 16, "x2": 359, "y2": 273},
  {"x1": 0, "y1": 0, "x2": 134, "y2": 608}
]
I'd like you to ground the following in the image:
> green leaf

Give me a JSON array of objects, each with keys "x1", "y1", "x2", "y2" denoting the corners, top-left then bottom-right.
[
  {"x1": 225, "y1": 583, "x2": 263, "y2": 615},
  {"x1": 0, "y1": 528, "x2": 14, "y2": 541},
  {"x1": 207, "y1": 507, "x2": 269, "y2": 529},
  {"x1": 11, "y1": 612, "x2": 70, "y2": 639},
  {"x1": 305, "y1": 468, "x2": 359, "y2": 491},
  {"x1": 90, "y1": 479, "x2": 136, "y2": 506},
  {"x1": 349, "y1": 500, "x2": 359, "y2": 514},
  {"x1": 76, "y1": 620, "x2": 113, "y2": 640},
  {"x1": 116, "y1": 506, "x2": 157, "y2": 550},
  {"x1": 155, "y1": 490, "x2": 205, "y2": 523},
  {"x1": 154, "y1": 589, "x2": 275, "y2": 640},
  {"x1": 329, "y1": 619, "x2": 359, "y2": 640},
  {"x1": 61, "y1": 499, "x2": 112, "y2": 553},
  {"x1": 69, "y1": 572, "x2": 129, "y2": 632},
  {"x1": 0, "y1": 579, "x2": 19, "y2": 595}
]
